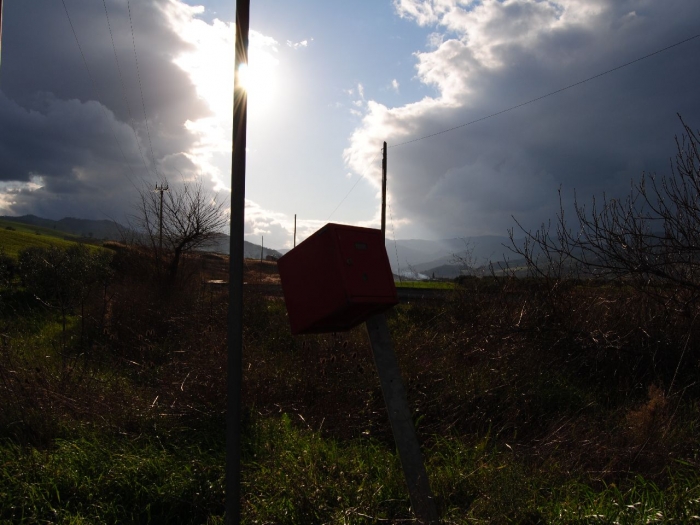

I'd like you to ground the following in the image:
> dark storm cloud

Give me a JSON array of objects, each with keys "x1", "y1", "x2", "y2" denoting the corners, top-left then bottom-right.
[
  {"x1": 0, "y1": 0, "x2": 210, "y2": 221},
  {"x1": 348, "y1": 0, "x2": 700, "y2": 239}
]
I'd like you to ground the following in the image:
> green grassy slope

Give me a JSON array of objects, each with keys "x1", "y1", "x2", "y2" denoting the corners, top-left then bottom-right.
[{"x1": 0, "y1": 219, "x2": 87, "y2": 258}]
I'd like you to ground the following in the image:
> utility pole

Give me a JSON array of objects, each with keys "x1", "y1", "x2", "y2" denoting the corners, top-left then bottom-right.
[
  {"x1": 381, "y1": 141, "x2": 387, "y2": 241},
  {"x1": 227, "y1": 0, "x2": 249, "y2": 524},
  {"x1": 293, "y1": 214, "x2": 297, "y2": 248},
  {"x1": 155, "y1": 183, "x2": 169, "y2": 253},
  {"x1": 367, "y1": 141, "x2": 438, "y2": 524}
]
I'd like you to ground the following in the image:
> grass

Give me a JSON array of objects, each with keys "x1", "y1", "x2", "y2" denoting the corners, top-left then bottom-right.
[
  {"x1": 1, "y1": 247, "x2": 700, "y2": 523},
  {"x1": 0, "y1": 227, "x2": 81, "y2": 259},
  {"x1": 0, "y1": 431, "x2": 225, "y2": 524},
  {"x1": 0, "y1": 218, "x2": 82, "y2": 237},
  {"x1": 2, "y1": 417, "x2": 698, "y2": 524}
]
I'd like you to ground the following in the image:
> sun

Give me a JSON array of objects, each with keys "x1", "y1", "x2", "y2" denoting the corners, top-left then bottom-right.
[
  {"x1": 237, "y1": 63, "x2": 250, "y2": 91},
  {"x1": 237, "y1": 48, "x2": 279, "y2": 112},
  {"x1": 173, "y1": 18, "x2": 280, "y2": 116}
]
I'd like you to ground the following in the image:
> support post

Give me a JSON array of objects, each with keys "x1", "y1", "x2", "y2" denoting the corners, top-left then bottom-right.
[
  {"x1": 227, "y1": 1, "x2": 249, "y2": 524},
  {"x1": 381, "y1": 141, "x2": 387, "y2": 240},
  {"x1": 260, "y1": 235, "x2": 264, "y2": 264},
  {"x1": 293, "y1": 214, "x2": 297, "y2": 248},
  {"x1": 365, "y1": 313, "x2": 439, "y2": 524}
]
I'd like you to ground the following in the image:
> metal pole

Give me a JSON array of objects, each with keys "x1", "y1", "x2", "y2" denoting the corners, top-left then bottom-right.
[
  {"x1": 381, "y1": 141, "x2": 387, "y2": 241},
  {"x1": 293, "y1": 214, "x2": 297, "y2": 248},
  {"x1": 227, "y1": 1, "x2": 249, "y2": 524}
]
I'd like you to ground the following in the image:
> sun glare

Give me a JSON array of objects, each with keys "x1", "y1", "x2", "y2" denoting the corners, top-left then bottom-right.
[
  {"x1": 237, "y1": 63, "x2": 250, "y2": 91},
  {"x1": 171, "y1": 12, "x2": 281, "y2": 188}
]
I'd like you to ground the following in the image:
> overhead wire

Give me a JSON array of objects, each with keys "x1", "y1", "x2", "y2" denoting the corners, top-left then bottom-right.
[
  {"x1": 328, "y1": 33, "x2": 700, "y2": 221},
  {"x1": 101, "y1": 0, "x2": 152, "y2": 179},
  {"x1": 126, "y1": 0, "x2": 160, "y2": 180},
  {"x1": 389, "y1": 32, "x2": 700, "y2": 149},
  {"x1": 59, "y1": 0, "x2": 140, "y2": 191},
  {"x1": 327, "y1": 150, "x2": 381, "y2": 220}
]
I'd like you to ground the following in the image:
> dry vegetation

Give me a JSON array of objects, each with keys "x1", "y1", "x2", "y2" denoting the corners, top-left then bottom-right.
[{"x1": 1, "y1": 239, "x2": 700, "y2": 523}]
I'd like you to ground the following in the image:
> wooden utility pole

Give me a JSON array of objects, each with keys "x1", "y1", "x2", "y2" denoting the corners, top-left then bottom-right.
[
  {"x1": 293, "y1": 214, "x2": 297, "y2": 248},
  {"x1": 227, "y1": 0, "x2": 249, "y2": 524},
  {"x1": 155, "y1": 183, "x2": 169, "y2": 252},
  {"x1": 366, "y1": 142, "x2": 438, "y2": 524},
  {"x1": 366, "y1": 315, "x2": 439, "y2": 524},
  {"x1": 381, "y1": 141, "x2": 387, "y2": 240}
]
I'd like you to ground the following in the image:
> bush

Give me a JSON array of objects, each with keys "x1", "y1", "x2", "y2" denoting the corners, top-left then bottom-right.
[{"x1": 18, "y1": 245, "x2": 113, "y2": 337}]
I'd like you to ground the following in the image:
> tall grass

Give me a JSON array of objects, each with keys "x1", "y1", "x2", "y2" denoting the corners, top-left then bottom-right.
[{"x1": 1, "y1": 247, "x2": 700, "y2": 523}]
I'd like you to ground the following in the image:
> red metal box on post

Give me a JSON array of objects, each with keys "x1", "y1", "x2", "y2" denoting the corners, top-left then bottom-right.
[{"x1": 278, "y1": 223, "x2": 398, "y2": 334}]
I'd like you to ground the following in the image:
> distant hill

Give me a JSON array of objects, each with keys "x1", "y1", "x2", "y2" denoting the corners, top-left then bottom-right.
[
  {"x1": 385, "y1": 235, "x2": 523, "y2": 276},
  {"x1": 202, "y1": 233, "x2": 283, "y2": 259},
  {"x1": 1, "y1": 215, "x2": 283, "y2": 260},
  {"x1": 1, "y1": 215, "x2": 124, "y2": 240}
]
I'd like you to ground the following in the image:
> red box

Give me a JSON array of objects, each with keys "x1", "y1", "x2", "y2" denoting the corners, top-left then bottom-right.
[{"x1": 278, "y1": 223, "x2": 398, "y2": 334}]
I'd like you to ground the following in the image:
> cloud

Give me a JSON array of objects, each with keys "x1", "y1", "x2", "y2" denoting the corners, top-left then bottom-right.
[
  {"x1": 0, "y1": 0, "x2": 210, "y2": 221},
  {"x1": 0, "y1": 0, "x2": 283, "y2": 229},
  {"x1": 347, "y1": 0, "x2": 700, "y2": 238},
  {"x1": 286, "y1": 38, "x2": 312, "y2": 50},
  {"x1": 391, "y1": 79, "x2": 400, "y2": 92}
]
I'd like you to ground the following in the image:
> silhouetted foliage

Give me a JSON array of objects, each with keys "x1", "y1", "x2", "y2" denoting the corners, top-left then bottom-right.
[
  {"x1": 18, "y1": 245, "x2": 112, "y2": 337},
  {"x1": 134, "y1": 178, "x2": 228, "y2": 283},
  {"x1": 512, "y1": 115, "x2": 700, "y2": 309}
]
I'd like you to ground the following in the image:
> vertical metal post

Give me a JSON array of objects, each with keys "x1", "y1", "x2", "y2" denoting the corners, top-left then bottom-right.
[
  {"x1": 293, "y1": 214, "x2": 297, "y2": 248},
  {"x1": 227, "y1": 1, "x2": 249, "y2": 524},
  {"x1": 381, "y1": 141, "x2": 387, "y2": 240},
  {"x1": 366, "y1": 314, "x2": 439, "y2": 524}
]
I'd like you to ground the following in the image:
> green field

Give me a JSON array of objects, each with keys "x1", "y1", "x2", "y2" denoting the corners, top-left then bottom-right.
[
  {"x1": 1, "y1": 245, "x2": 700, "y2": 523},
  {"x1": 0, "y1": 219, "x2": 97, "y2": 258}
]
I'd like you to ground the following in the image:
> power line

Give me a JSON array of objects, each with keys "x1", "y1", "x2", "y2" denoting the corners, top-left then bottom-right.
[
  {"x1": 60, "y1": 0, "x2": 139, "y2": 190},
  {"x1": 329, "y1": 32, "x2": 700, "y2": 220},
  {"x1": 101, "y1": 0, "x2": 152, "y2": 179},
  {"x1": 127, "y1": 0, "x2": 159, "y2": 180},
  {"x1": 390, "y1": 32, "x2": 700, "y2": 149},
  {"x1": 327, "y1": 150, "x2": 381, "y2": 220}
]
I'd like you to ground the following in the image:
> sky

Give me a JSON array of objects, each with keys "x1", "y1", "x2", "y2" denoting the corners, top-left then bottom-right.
[{"x1": 0, "y1": 0, "x2": 699, "y2": 250}]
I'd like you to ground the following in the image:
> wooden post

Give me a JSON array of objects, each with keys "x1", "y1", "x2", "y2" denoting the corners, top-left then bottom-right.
[
  {"x1": 293, "y1": 214, "x2": 297, "y2": 248},
  {"x1": 366, "y1": 313, "x2": 439, "y2": 524},
  {"x1": 381, "y1": 141, "x2": 387, "y2": 240},
  {"x1": 370, "y1": 145, "x2": 437, "y2": 523},
  {"x1": 227, "y1": 1, "x2": 249, "y2": 524}
]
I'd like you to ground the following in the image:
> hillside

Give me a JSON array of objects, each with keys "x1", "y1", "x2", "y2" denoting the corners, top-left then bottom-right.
[
  {"x1": 1, "y1": 214, "x2": 123, "y2": 240},
  {"x1": 0, "y1": 218, "x2": 86, "y2": 257},
  {"x1": 1, "y1": 215, "x2": 283, "y2": 260}
]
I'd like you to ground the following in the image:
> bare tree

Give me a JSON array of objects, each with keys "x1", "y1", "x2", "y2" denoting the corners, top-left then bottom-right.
[
  {"x1": 135, "y1": 178, "x2": 229, "y2": 282},
  {"x1": 511, "y1": 115, "x2": 700, "y2": 308}
]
